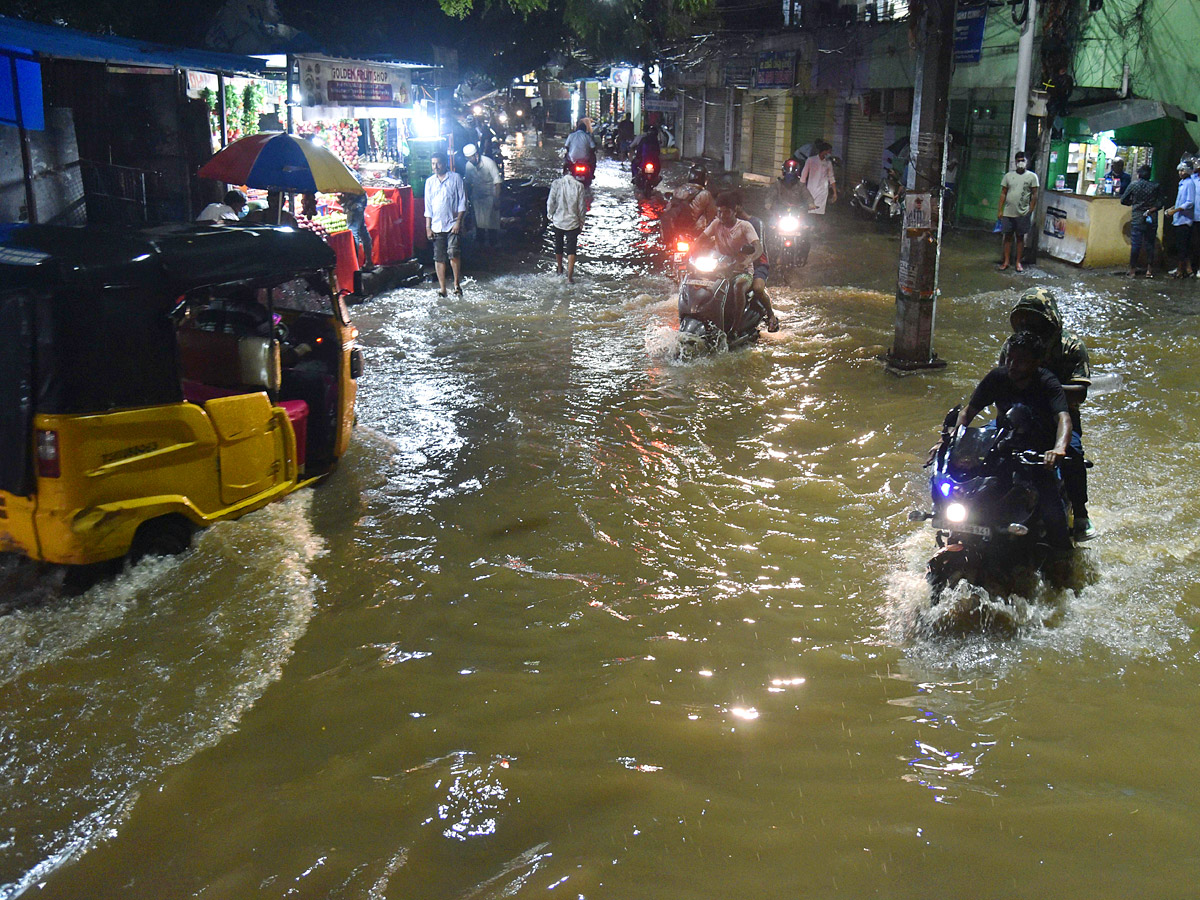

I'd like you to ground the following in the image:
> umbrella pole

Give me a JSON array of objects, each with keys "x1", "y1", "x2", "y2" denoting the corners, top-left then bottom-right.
[{"x1": 269, "y1": 190, "x2": 282, "y2": 225}]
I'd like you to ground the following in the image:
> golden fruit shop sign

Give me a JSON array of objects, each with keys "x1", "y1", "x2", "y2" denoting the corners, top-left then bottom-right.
[{"x1": 297, "y1": 56, "x2": 412, "y2": 109}]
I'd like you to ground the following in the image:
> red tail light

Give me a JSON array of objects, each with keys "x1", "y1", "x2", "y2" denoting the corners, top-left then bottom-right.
[
  {"x1": 784, "y1": 239, "x2": 793, "y2": 247},
  {"x1": 676, "y1": 240, "x2": 689, "y2": 253},
  {"x1": 36, "y1": 429, "x2": 60, "y2": 478},
  {"x1": 644, "y1": 163, "x2": 655, "y2": 173},
  {"x1": 574, "y1": 164, "x2": 588, "y2": 175}
]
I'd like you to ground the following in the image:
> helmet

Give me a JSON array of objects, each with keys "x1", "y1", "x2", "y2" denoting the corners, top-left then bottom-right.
[
  {"x1": 782, "y1": 157, "x2": 800, "y2": 180},
  {"x1": 688, "y1": 165, "x2": 708, "y2": 186}
]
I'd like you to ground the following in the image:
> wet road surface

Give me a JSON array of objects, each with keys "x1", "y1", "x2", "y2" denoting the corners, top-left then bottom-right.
[{"x1": 3, "y1": 135, "x2": 1200, "y2": 898}]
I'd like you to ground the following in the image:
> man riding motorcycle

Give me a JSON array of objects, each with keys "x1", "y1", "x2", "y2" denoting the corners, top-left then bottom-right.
[
  {"x1": 766, "y1": 157, "x2": 817, "y2": 215},
  {"x1": 997, "y1": 287, "x2": 1096, "y2": 540},
  {"x1": 695, "y1": 192, "x2": 763, "y2": 333},
  {"x1": 662, "y1": 165, "x2": 717, "y2": 246},
  {"x1": 949, "y1": 331, "x2": 1074, "y2": 552},
  {"x1": 630, "y1": 123, "x2": 662, "y2": 187}
]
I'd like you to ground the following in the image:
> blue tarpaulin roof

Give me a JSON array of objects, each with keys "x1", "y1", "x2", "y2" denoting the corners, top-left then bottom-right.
[{"x1": 0, "y1": 14, "x2": 273, "y2": 76}]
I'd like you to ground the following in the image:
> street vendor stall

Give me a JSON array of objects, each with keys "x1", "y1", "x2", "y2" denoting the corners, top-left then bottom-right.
[{"x1": 287, "y1": 54, "x2": 431, "y2": 282}]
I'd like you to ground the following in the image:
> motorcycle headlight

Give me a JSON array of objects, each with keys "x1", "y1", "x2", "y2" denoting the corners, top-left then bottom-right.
[
  {"x1": 692, "y1": 256, "x2": 719, "y2": 273},
  {"x1": 945, "y1": 502, "x2": 968, "y2": 523},
  {"x1": 778, "y1": 215, "x2": 800, "y2": 234}
]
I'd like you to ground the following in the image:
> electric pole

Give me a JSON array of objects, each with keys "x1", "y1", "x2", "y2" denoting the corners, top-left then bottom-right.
[{"x1": 885, "y1": 0, "x2": 957, "y2": 374}]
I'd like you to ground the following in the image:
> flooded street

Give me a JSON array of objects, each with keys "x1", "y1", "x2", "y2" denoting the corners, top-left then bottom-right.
[{"x1": 4, "y1": 137, "x2": 1200, "y2": 898}]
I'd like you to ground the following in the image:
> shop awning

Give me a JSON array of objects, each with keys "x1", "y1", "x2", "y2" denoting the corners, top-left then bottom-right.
[
  {"x1": 1076, "y1": 98, "x2": 1197, "y2": 134},
  {"x1": 0, "y1": 14, "x2": 272, "y2": 77}
]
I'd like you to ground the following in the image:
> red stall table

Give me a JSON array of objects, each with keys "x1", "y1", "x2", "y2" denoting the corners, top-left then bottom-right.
[
  {"x1": 327, "y1": 229, "x2": 359, "y2": 293},
  {"x1": 364, "y1": 202, "x2": 405, "y2": 265},
  {"x1": 365, "y1": 186, "x2": 413, "y2": 259}
]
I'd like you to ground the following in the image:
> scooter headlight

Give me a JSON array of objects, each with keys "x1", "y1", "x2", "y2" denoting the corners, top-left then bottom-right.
[
  {"x1": 778, "y1": 215, "x2": 800, "y2": 234},
  {"x1": 945, "y1": 502, "x2": 968, "y2": 523},
  {"x1": 692, "y1": 255, "x2": 719, "y2": 273}
]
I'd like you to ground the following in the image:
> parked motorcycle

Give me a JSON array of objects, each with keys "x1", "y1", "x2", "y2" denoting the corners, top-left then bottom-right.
[
  {"x1": 909, "y1": 405, "x2": 1079, "y2": 607},
  {"x1": 767, "y1": 208, "x2": 811, "y2": 279},
  {"x1": 498, "y1": 177, "x2": 549, "y2": 237},
  {"x1": 851, "y1": 167, "x2": 904, "y2": 222},
  {"x1": 677, "y1": 249, "x2": 768, "y2": 355}
]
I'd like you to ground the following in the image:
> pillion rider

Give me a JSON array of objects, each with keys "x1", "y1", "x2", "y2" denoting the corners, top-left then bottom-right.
[
  {"x1": 997, "y1": 287, "x2": 1095, "y2": 541},
  {"x1": 952, "y1": 331, "x2": 1074, "y2": 552}
]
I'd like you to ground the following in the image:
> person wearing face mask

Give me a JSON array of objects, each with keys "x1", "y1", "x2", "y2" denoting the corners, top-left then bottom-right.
[{"x1": 997, "y1": 151, "x2": 1039, "y2": 272}]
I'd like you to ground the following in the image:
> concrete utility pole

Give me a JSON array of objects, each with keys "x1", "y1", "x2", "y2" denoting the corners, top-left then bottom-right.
[{"x1": 885, "y1": 0, "x2": 957, "y2": 374}]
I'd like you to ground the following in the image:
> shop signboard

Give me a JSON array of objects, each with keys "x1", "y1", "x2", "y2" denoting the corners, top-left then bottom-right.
[
  {"x1": 610, "y1": 68, "x2": 644, "y2": 88},
  {"x1": 954, "y1": 2, "x2": 988, "y2": 64},
  {"x1": 724, "y1": 59, "x2": 754, "y2": 88},
  {"x1": 644, "y1": 96, "x2": 681, "y2": 114},
  {"x1": 1042, "y1": 196, "x2": 1089, "y2": 264},
  {"x1": 297, "y1": 55, "x2": 412, "y2": 109},
  {"x1": 754, "y1": 52, "x2": 795, "y2": 90}
]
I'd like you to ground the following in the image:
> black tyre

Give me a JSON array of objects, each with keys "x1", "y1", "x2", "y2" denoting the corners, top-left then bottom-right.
[{"x1": 129, "y1": 514, "x2": 194, "y2": 564}]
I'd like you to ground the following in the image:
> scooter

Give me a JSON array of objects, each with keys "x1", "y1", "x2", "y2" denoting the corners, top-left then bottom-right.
[
  {"x1": 851, "y1": 167, "x2": 904, "y2": 222},
  {"x1": 498, "y1": 177, "x2": 549, "y2": 236},
  {"x1": 909, "y1": 405, "x2": 1080, "y2": 607},
  {"x1": 677, "y1": 248, "x2": 768, "y2": 355},
  {"x1": 567, "y1": 157, "x2": 595, "y2": 188}
]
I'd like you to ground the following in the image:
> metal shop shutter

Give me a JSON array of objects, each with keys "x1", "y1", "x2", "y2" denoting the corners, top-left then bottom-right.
[
  {"x1": 843, "y1": 104, "x2": 887, "y2": 189},
  {"x1": 704, "y1": 91, "x2": 727, "y2": 162},
  {"x1": 682, "y1": 96, "x2": 703, "y2": 158},
  {"x1": 791, "y1": 96, "x2": 826, "y2": 157},
  {"x1": 750, "y1": 96, "x2": 777, "y2": 177}
]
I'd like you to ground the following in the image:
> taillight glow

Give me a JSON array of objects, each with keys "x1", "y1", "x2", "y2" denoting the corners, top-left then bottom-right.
[
  {"x1": 645, "y1": 163, "x2": 655, "y2": 173},
  {"x1": 676, "y1": 240, "x2": 689, "y2": 253},
  {"x1": 36, "y1": 429, "x2": 60, "y2": 478}
]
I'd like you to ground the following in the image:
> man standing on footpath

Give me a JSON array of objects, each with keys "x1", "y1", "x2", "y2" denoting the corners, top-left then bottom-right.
[
  {"x1": 1120, "y1": 164, "x2": 1162, "y2": 277},
  {"x1": 1165, "y1": 160, "x2": 1195, "y2": 278},
  {"x1": 463, "y1": 143, "x2": 502, "y2": 248},
  {"x1": 996, "y1": 151, "x2": 1039, "y2": 273},
  {"x1": 546, "y1": 161, "x2": 589, "y2": 283},
  {"x1": 424, "y1": 151, "x2": 468, "y2": 297}
]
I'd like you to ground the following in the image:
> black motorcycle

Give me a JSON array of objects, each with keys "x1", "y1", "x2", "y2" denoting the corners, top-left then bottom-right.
[
  {"x1": 910, "y1": 405, "x2": 1077, "y2": 606},
  {"x1": 498, "y1": 177, "x2": 549, "y2": 236},
  {"x1": 567, "y1": 156, "x2": 596, "y2": 188},
  {"x1": 632, "y1": 157, "x2": 662, "y2": 197},
  {"x1": 677, "y1": 249, "x2": 767, "y2": 355},
  {"x1": 767, "y1": 208, "x2": 811, "y2": 279}
]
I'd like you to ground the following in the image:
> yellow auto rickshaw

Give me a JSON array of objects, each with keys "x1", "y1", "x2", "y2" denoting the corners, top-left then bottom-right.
[{"x1": 0, "y1": 223, "x2": 362, "y2": 565}]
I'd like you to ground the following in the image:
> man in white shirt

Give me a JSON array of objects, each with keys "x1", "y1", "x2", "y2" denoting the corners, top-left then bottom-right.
[
  {"x1": 463, "y1": 143, "x2": 503, "y2": 247},
  {"x1": 799, "y1": 140, "x2": 837, "y2": 215},
  {"x1": 424, "y1": 151, "x2": 468, "y2": 296},
  {"x1": 546, "y1": 162, "x2": 589, "y2": 282},
  {"x1": 196, "y1": 189, "x2": 247, "y2": 223}
]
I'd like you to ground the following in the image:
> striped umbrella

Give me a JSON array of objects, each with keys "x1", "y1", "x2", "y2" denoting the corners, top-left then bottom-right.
[{"x1": 198, "y1": 132, "x2": 364, "y2": 195}]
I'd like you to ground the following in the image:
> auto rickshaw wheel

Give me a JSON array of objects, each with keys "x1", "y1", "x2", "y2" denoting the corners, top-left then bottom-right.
[{"x1": 129, "y1": 514, "x2": 194, "y2": 563}]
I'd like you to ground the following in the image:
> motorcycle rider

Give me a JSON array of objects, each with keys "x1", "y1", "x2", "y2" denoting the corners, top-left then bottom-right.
[
  {"x1": 564, "y1": 118, "x2": 596, "y2": 170},
  {"x1": 766, "y1": 157, "x2": 816, "y2": 214},
  {"x1": 696, "y1": 192, "x2": 763, "y2": 333},
  {"x1": 663, "y1": 165, "x2": 717, "y2": 243},
  {"x1": 997, "y1": 287, "x2": 1096, "y2": 540},
  {"x1": 616, "y1": 113, "x2": 635, "y2": 160},
  {"x1": 630, "y1": 122, "x2": 662, "y2": 175},
  {"x1": 952, "y1": 331, "x2": 1074, "y2": 551}
]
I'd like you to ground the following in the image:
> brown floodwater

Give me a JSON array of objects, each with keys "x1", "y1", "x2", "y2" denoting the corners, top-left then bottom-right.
[{"x1": 3, "y1": 139, "x2": 1199, "y2": 899}]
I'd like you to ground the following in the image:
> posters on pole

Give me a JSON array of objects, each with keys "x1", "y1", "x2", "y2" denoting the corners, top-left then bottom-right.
[
  {"x1": 954, "y1": 3, "x2": 988, "y2": 64},
  {"x1": 297, "y1": 55, "x2": 412, "y2": 108}
]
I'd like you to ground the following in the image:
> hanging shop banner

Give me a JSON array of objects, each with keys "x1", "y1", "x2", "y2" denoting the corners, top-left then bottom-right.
[
  {"x1": 296, "y1": 56, "x2": 412, "y2": 108},
  {"x1": 644, "y1": 96, "x2": 681, "y2": 114},
  {"x1": 754, "y1": 52, "x2": 795, "y2": 90},
  {"x1": 610, "y1": 68, "x2": 644, "y2": 89},
  {"x1": 954, "y1": 2, "x2": 988, "y2": 64}
]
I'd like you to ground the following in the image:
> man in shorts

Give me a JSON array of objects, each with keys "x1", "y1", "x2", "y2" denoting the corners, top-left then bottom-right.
[
  {"x1": 997, "y1": 151, "x2": 1039, "y2": 273},
  {"x1": 424, "y1": 151, "x2": 468, "y2": 296},
  {"x1": 546, "y1": 161, "x2": 589, "y2": 283}
]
